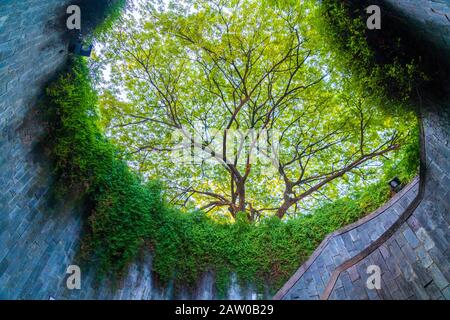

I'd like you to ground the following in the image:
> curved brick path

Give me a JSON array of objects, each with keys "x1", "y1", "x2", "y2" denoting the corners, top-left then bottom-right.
[
  {"x1": 0, "y1": 0, "x2": 448, "y2": 300},
  {"x1": 275, "y1": 178, "x2": 420, "y2": 299}
]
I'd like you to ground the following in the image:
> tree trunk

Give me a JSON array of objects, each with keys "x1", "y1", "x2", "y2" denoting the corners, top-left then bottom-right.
[
  {"x1": 237, "y1": 183, "x2": 246, "y2": 213},
  {"x1": 276, "y1": 200, "x2": 292, "y2": 219}
]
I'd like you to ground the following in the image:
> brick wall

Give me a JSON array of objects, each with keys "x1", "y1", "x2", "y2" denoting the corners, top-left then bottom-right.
[
  {"x1": 0, "y1": 0, "x2": 74, "y2": 299},
  {"x1": 383, "y1": 0, "x2": 450, "y2": 52},
  {"x1": 326, "y1": 94, "x2": 450, "y2": 300}
]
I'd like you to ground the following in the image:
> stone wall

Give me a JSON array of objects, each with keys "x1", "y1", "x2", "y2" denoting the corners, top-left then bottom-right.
[
  {"x1": 0, "y1": 0, "x2": 73, "y2": 299},
  {"x1": 384, "y1": 0, "x2": 450, "y2": 53},
  {"x1": 278, "y1": 0, "x2": 450, "y2": 300}
]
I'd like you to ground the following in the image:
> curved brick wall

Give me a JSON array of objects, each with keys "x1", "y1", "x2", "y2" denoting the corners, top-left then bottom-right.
[
  {"x1": 0, "y1": 0, "x2": 73, "y2": 299},
  {"x1": 278, "y1": 0, "x2": 450, "y2": 300},
  {"x1": 275, "y1": 178, "x2": 420, "y2": 300},
  {"x1": 325, "y1": 91, "x2": 450, "y2": 300}
]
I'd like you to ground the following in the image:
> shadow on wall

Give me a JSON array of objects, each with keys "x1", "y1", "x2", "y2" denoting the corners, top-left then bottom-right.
[
  {"x1": 376, "y1": 0, "x2": 450, "y2": 96},
  {"x1": 50, "y1": 0, "x2": 125, "y2": 41},
  {"x1": 338, "y1": 0, "x2": 450, "y2": 100}
]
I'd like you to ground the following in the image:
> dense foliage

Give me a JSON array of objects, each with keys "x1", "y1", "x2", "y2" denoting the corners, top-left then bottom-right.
[
  {"x1": 46, "y1": 54, "x2": 418, "y2": 295},
  {"x1": 315, "y1": 0, "x2": 427, "y2": 104},
  {"x1": 92, "y1": 0, "x2": 128, "y2": 40},
  {"x1": 75, "y1": 0, "x2": 128, "y2": 40},
  {"x1": 47, "y1": 58, "x2": 157, "y2": 275},
  {"x1": 97, "y1": 0, "x2": 418, "y2": 221}
]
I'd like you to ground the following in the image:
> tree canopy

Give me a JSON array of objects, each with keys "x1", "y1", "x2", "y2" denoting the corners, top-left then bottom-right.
[{"x1": 96, "y1": 0, "x2": 417, "y2": 221}]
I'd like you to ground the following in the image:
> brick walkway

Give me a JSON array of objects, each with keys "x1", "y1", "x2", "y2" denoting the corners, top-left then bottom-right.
[{"x1": 276, "y1": 178, "x2": 420, "y2": 299}]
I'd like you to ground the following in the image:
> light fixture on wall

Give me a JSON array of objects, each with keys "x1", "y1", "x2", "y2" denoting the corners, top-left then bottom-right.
[
  {"x1": 388, "y1": 177, "x2": 402, "y2": 193},
  {"x1": 69, "y1": 41, "x2": 93, "y2": 57}
]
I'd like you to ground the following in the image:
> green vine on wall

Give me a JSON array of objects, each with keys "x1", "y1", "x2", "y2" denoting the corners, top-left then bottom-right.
[{"x1": 316, "y1": 0, "x2": 428, "y2": 105}]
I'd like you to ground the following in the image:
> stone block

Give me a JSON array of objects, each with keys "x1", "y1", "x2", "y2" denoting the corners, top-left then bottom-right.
[
  {"x1": 416, "y1": 227, "x2": 436, "y2": 251},
  {"x1": 402, "y1": 227, "x2": 421, "y2": 249},
  {"x1": 428, "y1": 264, "x2": 449, "y2": 290}
]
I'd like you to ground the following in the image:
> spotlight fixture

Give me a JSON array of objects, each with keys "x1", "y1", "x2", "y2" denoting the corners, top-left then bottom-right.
[{"x1": 388, "y1": 177, "x2": 402, "y2": 192}]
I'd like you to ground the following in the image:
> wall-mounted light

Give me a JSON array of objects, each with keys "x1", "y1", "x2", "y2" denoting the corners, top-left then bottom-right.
[
  {"x1": 388, "y1": 177, "x2": 402, "y2": 192},
  {"x1": 69, "y1": 41, "x2": 93, "y2": 57}
]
